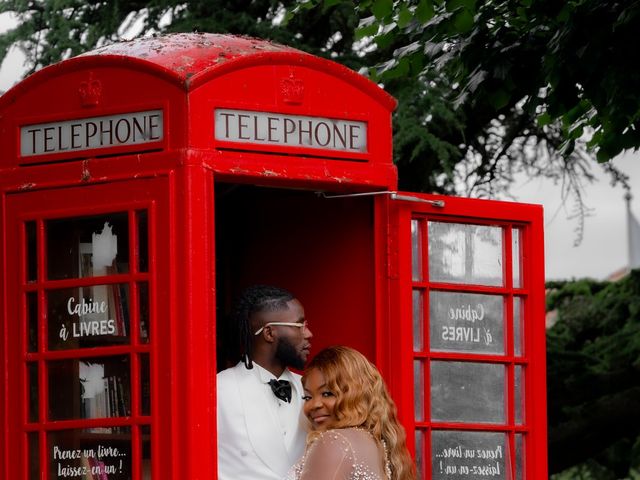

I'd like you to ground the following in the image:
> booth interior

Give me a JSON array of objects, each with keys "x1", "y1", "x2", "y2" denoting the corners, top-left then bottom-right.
[{"x1": 214, "y1": 181, "x2": 378, "y2": 371}]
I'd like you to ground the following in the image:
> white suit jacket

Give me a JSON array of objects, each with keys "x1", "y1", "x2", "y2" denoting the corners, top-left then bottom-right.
[{"x1": 217, "y1": 362, "x2": 308, "y2": 480}]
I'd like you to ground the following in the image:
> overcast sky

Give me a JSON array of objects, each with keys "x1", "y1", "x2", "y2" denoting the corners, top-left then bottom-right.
[
  {"x1": 509, "y1": 152, "x2": 640, "y2": 280},
  {"x1": 2, "y1": 14, "x2": 639, "y2": 281}
]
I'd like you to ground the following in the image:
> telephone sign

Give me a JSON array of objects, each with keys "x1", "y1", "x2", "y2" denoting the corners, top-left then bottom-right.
[
  {"x1": 21, "y1": 110, "x2": 163, "y2": 156},
  {"x1": 214, "y1": 109, "x2": 367, "y2": 153}
]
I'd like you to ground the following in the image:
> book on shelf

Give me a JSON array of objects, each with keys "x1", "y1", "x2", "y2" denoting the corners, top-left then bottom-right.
[
  {"x1": 79, "y1": 243, "x2": 93, "y2": 278},
  {"x1": 142, "y1": 459, "x2": 152, "y2": 480},
  {"x1": 109, "y1": 283, "x2": 129, "y2": 337},
  {"x1": 79, "y1": 240, "x2": 130, "y2": 340},
  {"x1": 108, "y1": 376, "x2": 116, "y2": 418},
  {"x1": 117, "y1": 376, "x2": 130, "y2": 417},
  {"x1": 81, "y1": 367, "x2": 129, "y2": 433}
]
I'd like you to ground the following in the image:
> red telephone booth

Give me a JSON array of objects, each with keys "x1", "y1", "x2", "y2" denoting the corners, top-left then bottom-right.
[{"x1": 0, "y1": 33, "x2": 547, "y2": 479}]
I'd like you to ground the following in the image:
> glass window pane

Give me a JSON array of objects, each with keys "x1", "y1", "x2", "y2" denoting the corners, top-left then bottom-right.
[
  {"x1": 29, "y1": 432, "x2": 39, "y2": 480},
  {"x1": 512, "y1": 228, "x2": 521, "y2": 288},
  {"x1": 49, "y1": 428, "x2": 131, "y2": 479},
  {"x1": 515, "y1": 433, "x2": 525, "y2": 480},
  {"x1": 28, "y1": 362, "x2": 39, "y2": 423},
  {"x1": 139, "y1": 283, "x2": 150, "y2": 343},
  {"x1": 415, "y1": 429, "x2": 425, "y2": 480},
  {"x1": 432, "y1": 430, "x2": 508, "y2": 480},
  {"x1": 46, "y1": 213, "x2": 129, "y2": 280},
  {"x1": 428, "y1": 222, "x2": 503, "y2": 286},
  {"x1": 28, "y1": 292, "x2": 38, "y2": 352},
  {"x1": 141, "y1": 425, "x2": 152, "y2": 479},
  {"x1": 515, "y1": 365, "x2": 524, "y2": 425},
  {"x1": 48, "y1": 355, "x2": 130, "y2": 421},
  {"x1": 141, "y1": 354, "x2": 151, "y2": 416},
  {"x1": 429, "y1": 291, "x2": 504, "y2": 354},
  {"x1": 137, "y1": 210, "x2": 149, "y2": 273},
  {"x1": 26, "y1": 221, "x2": 37, "y2": 282},
  {"x1": 414, "y1": 360, "x2": 424, "y2": 422},
  {"x1": 413, "y1": 289, "x2": 424, "y2": 351},
  {"x1": 412, "y1": 219, "x2": 422, "y2": 281},
  {"x1": 431, "y1": 361, "x2": 505, "y2": 424},
  {"x1": 514, "y1": 297, "x2": 524, "y2": 357},
  {"x1": 47, "y1": 285, "x2": 130, "y2": 350}
]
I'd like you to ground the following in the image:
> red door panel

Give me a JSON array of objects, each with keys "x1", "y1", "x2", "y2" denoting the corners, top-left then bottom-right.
[
  {"x1": 4, "y1": 179, "x2": 170, "y2": 480},
  {"x1": 378, "y1": 192, "x2": 547, "y2": 480}
]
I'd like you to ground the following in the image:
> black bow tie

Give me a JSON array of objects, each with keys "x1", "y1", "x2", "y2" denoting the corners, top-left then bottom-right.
[{"x1": 268, "y1": 379, "x2": 292, "y2": 403}]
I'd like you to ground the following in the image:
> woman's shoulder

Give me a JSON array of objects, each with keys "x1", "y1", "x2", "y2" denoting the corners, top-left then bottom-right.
[
  {"x1": 332, "y1": 427, "x2": 376, "y2": 442},
  {"x1": 290, "y1": 428, "x2": 386, "y2": 480},
  {"x1": 311, "y1": 428, "x2": 387, "y2": 479},
  {"x1": 304, "y1": 429, "x2": 357, "y2": 464},
  {"x1": 310, "y1": 428, "x2": 366, "y2": 444},
  {"x1": 312, "y1": 428, "x2": 379, "y2": 454},
  {"x1": 315, "y1": 427, "x2": 372, "y2": 440}
]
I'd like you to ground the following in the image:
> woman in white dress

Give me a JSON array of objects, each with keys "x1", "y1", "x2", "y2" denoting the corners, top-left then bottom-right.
[{"x1": 288, "y1": 346, "x2": 415, "y2": 480}]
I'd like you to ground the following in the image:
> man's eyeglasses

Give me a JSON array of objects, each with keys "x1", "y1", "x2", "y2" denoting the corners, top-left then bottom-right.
[{"x1": 254, "y1": 321, "x2": 308, "y2": 336}]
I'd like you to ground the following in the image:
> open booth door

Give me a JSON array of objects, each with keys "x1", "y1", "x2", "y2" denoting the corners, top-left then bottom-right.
[{"x1": 378, "y1": 192, "x2": 547, "y2": 480}]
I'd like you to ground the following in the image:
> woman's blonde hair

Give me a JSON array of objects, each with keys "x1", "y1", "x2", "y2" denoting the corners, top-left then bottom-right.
[{"x1": 303, "y1": 346, "x2": 416, "y2": 480}]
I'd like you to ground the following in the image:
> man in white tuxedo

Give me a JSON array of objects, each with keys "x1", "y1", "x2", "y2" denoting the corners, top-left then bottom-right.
[{"x1": 217, "y1": 285, "x2": 313, "y2": 480}]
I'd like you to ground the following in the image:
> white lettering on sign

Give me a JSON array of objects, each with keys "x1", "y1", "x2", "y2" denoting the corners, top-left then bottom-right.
[
  {"x1": 448, "y1": 303, "x2": 485, "y2": 323},
  {"x1": 20, "y1": 110, "x2": 163, "y2": 157},
  {"x1": 53, "y1": 444, "x2": 126, "y2": 478},
  {"x1": 432, "y1": 432, "x2": 506, "y2": 480},
  {"x1": 214, "y1": 109, "x2": 367, "y2": 153},
  {"x1": 441, "y1": 303, "x2": 493, "y2": 347},
  {"x1": 57, "y1": 297, "x2": 116, "y2": 341},
  {"x1": 67, "y1": 297, "x2": 108, "y2": 317},
  {"x1": 434, "y1": 445, "x2": 503, "y2": 477}
]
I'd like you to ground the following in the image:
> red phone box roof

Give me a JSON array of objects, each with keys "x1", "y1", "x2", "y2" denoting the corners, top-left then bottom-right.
[{"x1": 0, "y1": 33, "x2": 397, "y2": 188}]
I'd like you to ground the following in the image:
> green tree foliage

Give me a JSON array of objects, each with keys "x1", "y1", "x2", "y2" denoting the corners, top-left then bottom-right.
[
  {"x1": 296, "y1": 0, "x2": 636, "y2": 242},
  {"x1": 546, "y1": 273, "x2": 640, "y2": 477},
  {"x1": 0, "y1": 1, "x2": 634, "y2": 231},
  {"x1": 0, "y1": 1, "x2": 634, "y2": 239},
  {"x1": 335, "y1": 0, "x2": 640, "y2": 160},
  {"x1": 3, "y1": 2, "x2": 640, "y2": 476},
  {"x1": 0, "y1": 1, "x2": 359, "y2": 71},
  {"x1": 347, "y1": 0, "x2": 640, "y2": 163}
]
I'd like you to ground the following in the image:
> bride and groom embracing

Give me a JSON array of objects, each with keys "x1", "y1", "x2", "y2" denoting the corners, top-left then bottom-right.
[{"x1": 217, "y1": 285, "x2": 415, "y2": 480}]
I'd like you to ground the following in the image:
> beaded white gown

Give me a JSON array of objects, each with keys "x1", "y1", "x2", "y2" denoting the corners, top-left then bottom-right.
[{"x1": 286, "y1": 428, "x2": 390, "y2": 480}]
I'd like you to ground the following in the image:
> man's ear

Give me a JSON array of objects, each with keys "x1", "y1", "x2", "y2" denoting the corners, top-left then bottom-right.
[{"x1": 262, "y1": 325, "x2": 277, "y2": 343}]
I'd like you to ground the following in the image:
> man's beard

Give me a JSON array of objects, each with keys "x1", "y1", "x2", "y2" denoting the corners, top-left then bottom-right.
[{"x1": 275, "y1": 337, "x2": 306, "y2": 370}]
